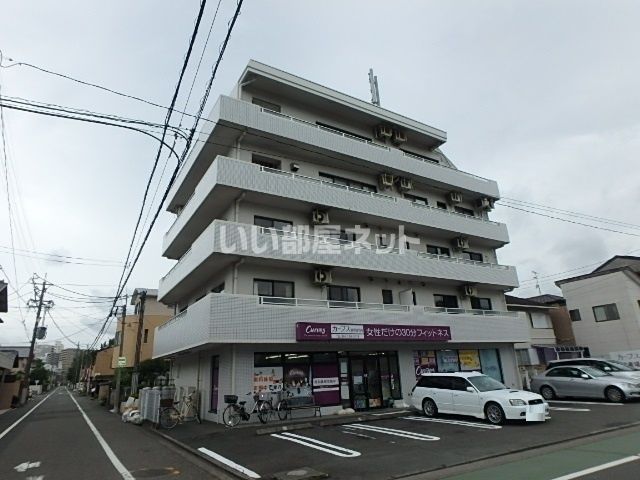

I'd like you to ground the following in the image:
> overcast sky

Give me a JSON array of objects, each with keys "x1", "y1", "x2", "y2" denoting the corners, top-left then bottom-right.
[{"x1": 1, "y1": 1, "x2": 638, "y2": 348}]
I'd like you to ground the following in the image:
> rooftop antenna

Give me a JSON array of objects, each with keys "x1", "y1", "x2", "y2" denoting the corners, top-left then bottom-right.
[{"x1": 369, "y1": 68, "x2": 381, "y2": 106}]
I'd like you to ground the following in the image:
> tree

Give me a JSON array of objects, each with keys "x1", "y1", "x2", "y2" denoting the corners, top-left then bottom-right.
[{"x1": 30, "y1": 359, "x2": 50, "y2": 387}]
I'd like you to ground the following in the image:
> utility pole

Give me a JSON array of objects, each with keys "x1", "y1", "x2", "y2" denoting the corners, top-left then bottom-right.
[
  {"x1": 111, "y1": 295, "x2": 127, "y2": 413},
  {"x1": 75, "y1": 342, "x2": 86, "y2": 387},
  {"x1": 23, "y1": 277, "x2": 53, "y2": 404},
  {"x1": 132, "y1": 290, "x2": 147, "y2": 395}
]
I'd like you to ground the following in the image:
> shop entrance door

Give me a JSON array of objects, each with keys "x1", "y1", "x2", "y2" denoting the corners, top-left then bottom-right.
[{"x1": 349, "y1": 353, "x2": 398, "y2": 410}]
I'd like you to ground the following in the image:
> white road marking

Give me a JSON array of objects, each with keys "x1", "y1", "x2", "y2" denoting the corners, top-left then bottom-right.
[
  {"x1": 549, "y1": 453, "x2": 640, "y2": 480},
  {"x1": 549, "y1": 407, "x2": 591, "y2": 412},
  {"x1": 401, "y1": 416, "x2": 502, "y2": 430},
  {"x1": 26, "y1": 476, "x2": 44, "y2": 480},
  {"x1": 0, "y1": 388, "x2": 57, "y2": 441},
  {"x1": 14, "y1": 461, "x2": 41, "y2": 472},
  {"x1": 340, "y1": 429, "x2": 377, "y2": 439},
  {"x1": 197, "y1": 447, "x2": 261, "y2": 479},
  {"x1": 66, "y1": 389, "x2": 134, "y2": 480},
  {"x1": 548, "y1": 400, "x2": 623, "y2": 406},
  {"x1": 369, "y1": 410, "x2": 409, "y2": 416},
  {"x1": 343, "y1": 423, "x2": 439, "y2": 441},
  {"x1": 270, "y1": 432, "x2": 361, "y2": 458}
]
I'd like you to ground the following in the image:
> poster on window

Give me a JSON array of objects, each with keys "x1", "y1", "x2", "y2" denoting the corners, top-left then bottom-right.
[
  {"x1": 436, "y1": 350, "x2": 460, "y2": 372},
  {"x1": 312, "y1": 363, "x2": 340, "y2": 405},
  {"x1": 253, "y1": 366, "x2": 283, "y2": 395},
  {"x1": 283, "y1": 364, "x2": 313, "y2": 401},
  {"x1": 480, "y1": 349, "x2": 503, "y2": 381},
  {"x1": 459, "y1": 350, "x2": 481, "y2": 371},
  {"x1": 413, "y1": 350, "x2": 437, "y2": 379}
]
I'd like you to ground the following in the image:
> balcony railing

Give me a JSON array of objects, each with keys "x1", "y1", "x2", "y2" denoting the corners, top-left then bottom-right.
[
  {"x1": 423, "y1": 306, "x2": 519, "y2": 317},
  {"x1": 259, "y1": 296, "x2": 410, "y2": 311},
  {"x1": 158, "y1": 309, "x2": 187, "y2": 331}
]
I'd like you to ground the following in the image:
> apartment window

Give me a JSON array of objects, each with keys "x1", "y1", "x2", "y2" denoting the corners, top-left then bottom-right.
[
  {"x1": 399, "y1": 148, "x2": 439, "y2": 164},
  {"x1": 211, "y1": 282, "x2": 225, "y2": 294},
  {"x1": 316, "y1": 121, "x2": 371, "y2": 142},
  {"x1": 143, "y1": 329, "x2": 149, "y2": 344},
  {"x1": 326, "y1": 229, "x2": 356, "y2": 242},
  {"x1": 252, "y1": 154, "x2": 281, "y2": 170},
  {"x1": 427, "y1": 245, "x2": 451, "y2": 257},
  {"x1": 252, "y1": 97, "x2": 281, "y2": 113},
  {"x1": 319, "y1": 172, "x2": 377, "y2": 193},
  {"x1": 569, "y1": 309, "x2": 581, "y2": 322},
  {"x1": 328, "y1": 286, "x2": 361, "y2": 303},
  {"x1": 592, "y1": 303, "x2": 620, "y2": 322},
  {"x1": 253, "y1": 279, "x2": 294, "y2": 298},
  {"x1": 382, "y1": 289, "x2": 393, "y2": 304},
  {"x1": 454, "y1": 206, "x2": 475, "y2": 217},
  {"x1": 254, "y1": 215, "x2": 293, "y2": 231},
  {"x1": 404, "y1": 193, "x2": 429, "y2": 206},
  {"x1": 437, "y1": 201, "x2": 447, "y2": 210},
  {"x1": 434, "y1": 294, "x2": 459, "y2": 309},
  {"x1": 470, "y1": 297, "x2": 492, "y2": 310},
  {"x1": 463, "y1": 251, "x2": 483, "y2": 262}
]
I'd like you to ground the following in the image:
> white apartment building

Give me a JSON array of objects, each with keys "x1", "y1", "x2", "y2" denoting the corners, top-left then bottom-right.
[
  {"x1": 153, "y1": 60, "x2": 526, "y2": 422},
  {"x1": 556, "y1": 256, "x2": 640, "y2": 365}
]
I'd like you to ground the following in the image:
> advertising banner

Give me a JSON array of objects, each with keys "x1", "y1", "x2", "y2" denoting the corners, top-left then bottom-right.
[
  {"x1": 459, "y1": 350, "x2": 481, "y2": 371},
  {"x1": 436, "y1": 350, "x2": 460, "y2": 372},
  {"x1": 296, "y1": 322, "x2": 451, "y2": 342},
  {"x1": 413, "y1": 350, "x2": 437, "y2": 379},
  {"x1": 253, "y1": 366, "x2": 283, "y2": 394}
]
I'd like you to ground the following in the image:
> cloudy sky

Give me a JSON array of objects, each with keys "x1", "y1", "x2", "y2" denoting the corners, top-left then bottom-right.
[{"x1": 1, "y1": 1, "x2": 638, "y2": 348}]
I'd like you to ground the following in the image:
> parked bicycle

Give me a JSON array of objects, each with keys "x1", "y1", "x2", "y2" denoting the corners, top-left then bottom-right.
[
  {"x1": 222, "y1": 392, "x2": 273, "y2": 427},
  {"x1": 159, "y1": 393, "x2": 202, "y2": 429}
]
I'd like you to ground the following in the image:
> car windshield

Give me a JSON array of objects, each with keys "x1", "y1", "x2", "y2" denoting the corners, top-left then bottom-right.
[
  {"x1": 582, "y1": 366, "x2": 610, "y2": 377},
  {"x1": 467, "y1": 375, "x2": 508, "y2": 392},
  {"x1": 605, "y1": 361, "x2": 638, "y2": 372}
]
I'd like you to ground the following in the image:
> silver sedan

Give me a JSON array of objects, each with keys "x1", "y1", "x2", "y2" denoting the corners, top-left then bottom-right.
[{"x1": 530, "y1": 366, "x2": 640, "y2": 403}]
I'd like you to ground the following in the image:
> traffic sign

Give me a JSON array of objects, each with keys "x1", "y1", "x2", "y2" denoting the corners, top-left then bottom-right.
[{"x1": 118, "y1": 357, "x2": 127, "y2": 367}]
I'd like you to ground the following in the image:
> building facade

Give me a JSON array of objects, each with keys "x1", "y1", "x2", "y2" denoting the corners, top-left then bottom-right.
[
  {"x1": 556, "y1": 256, "x2": 640, "y2": 365},
  {"x1": 153, "y1": 61, "x2": 527, "y2": 422}
]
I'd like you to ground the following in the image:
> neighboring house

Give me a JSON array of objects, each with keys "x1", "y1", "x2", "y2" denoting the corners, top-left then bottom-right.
[
  {"x1": 92, "y1": 346, "x2": 115, "y2": 378},
  {"x1": 506, "y1": 295, "x2": 584, "y2": 387},
  {"x1": 111, "y1": 288, "x2": 172, "y2": 369},
  {"x1": 0, "y1": 347, "x2": 29, "y2": 409},
  {"x1": 556, "y1": 255, "x2": 640, "y2": 364},
  {"x1": 153, "y1": 60, "x2": 527, "y2": 423},
  {"x1": 527, "y1": 294, "x2": 577, "y2": 346}
]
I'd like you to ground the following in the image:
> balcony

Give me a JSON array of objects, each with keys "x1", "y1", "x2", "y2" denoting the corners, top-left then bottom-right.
[
  {"x1": 167, "y1": 96, "x2": 501, "y2": 211},
  {"x1": 158, "y1": 220, "x2": 519, "y2": 303},
  {"x1": 153, "y1": 292, "x2": 528, "y2": 358},
  {"x1": 162, "y1": 156, "x2": 510, "y2": 258}
]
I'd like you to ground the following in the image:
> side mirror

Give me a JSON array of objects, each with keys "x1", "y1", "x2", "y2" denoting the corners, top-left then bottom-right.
[
  {"x1": 466, "y1": 386, "x2": 475, "y2": 393},
  {"x1": 603, "y1": 366, "x2": 611, "y2": 371},
  {"x1": 581, "y1": 373, "x2": 589, "y2": 379}
]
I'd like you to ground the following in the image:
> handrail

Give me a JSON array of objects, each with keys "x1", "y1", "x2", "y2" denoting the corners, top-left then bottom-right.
[{"x1": 423, "y1": 306, "x2": 519, "y2": 317}]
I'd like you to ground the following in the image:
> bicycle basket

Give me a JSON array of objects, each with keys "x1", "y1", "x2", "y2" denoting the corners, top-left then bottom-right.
[{"x1": 224, "y1": 395, "x2": 238, "y2": 404}]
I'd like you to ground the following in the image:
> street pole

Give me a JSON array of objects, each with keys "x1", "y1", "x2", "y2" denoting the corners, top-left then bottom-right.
[
  {"x1": 76, "y1": 343, "x2": 86, "y2": 388},
  {"x1": 21, "y1": 277, "x2": 48, "y2": 404},
  {"x1": 112, "y1": 295, "x2": 127, "y2": 413},
  {"x1": 132, "y1": 290, "x2": 146, "y2": 395}
]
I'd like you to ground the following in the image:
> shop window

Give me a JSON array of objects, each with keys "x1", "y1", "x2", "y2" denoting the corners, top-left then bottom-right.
[
  {"x1": 436, "y1": 350, "x2": 460, "y2": 372},
  {"x1": 434, "y1": 294, "x2": 458, "y2": 309},
  {"x1": 470, "y1": 297, "x2": 492, "y2": 310},
  {"x1": 253, "y1": 279, "x2": 294, "y2": 298},
  {"x1": 254, "y1": 353, "x2": 283, "y2": 367},
  {"x1": 382, "y1": 289, "x2": 393, "y2": 304},
  {"x1": 459, "y1": 350, "x2": 481, "y2": 371},
  {"x1": 480, "y1": 349, "x2": 503, "y2": 382}
]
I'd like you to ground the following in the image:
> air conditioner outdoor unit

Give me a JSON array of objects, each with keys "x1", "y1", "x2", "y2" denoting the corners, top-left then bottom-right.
[
  {"x1": 453, "y1": 236, "x2": 469, "y2": 250},
  {"x1": 313, "y1": 269, "x2": 333, "y2": 285},
  {"x1": 375, "y1": 124, "x2": 393, "y2": 139},
  {"x1": 448, "y1": 191, "x2": 463, "y2": 204},
  {"x1": 391, "y1": 129, "x2": 407, "y2": 145},
  {"x1": 312, "y1": 209, "x2": 330, "y2": 225},
  {"x1": 461, "y1": 285, "x2": 477, "y2": 297},
  {"x1": 476, "y1": 197, "x2": 495, "y2": 211},
  {"x1": 378, "y1": 173, "x2": 395, "y2": 189},
  {"x1": 397, "y1": 177, "x2": 413, "y2": 191}
]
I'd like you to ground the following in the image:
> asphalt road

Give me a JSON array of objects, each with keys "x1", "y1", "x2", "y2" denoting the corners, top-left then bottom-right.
[{"x1": 0, "y1": 387, "x2": 226, "y2": 480}]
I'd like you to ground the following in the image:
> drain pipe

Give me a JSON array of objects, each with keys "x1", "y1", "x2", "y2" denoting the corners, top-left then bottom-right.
[
  {"x1": 234, "y1": 192, "x2": 246, "y2": 223},
  {"x1": 232, "y1": 259, "x2": 244, "y2": 294},
  {"x1": 235, "y1": 131, "x2": 247, "y2": 159},
  {"x1": 231, "y1": 258, "x2": 244, "y2": 396}
]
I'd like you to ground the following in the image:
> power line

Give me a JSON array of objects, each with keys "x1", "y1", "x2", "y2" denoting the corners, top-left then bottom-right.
[{"x1": 0, "y1": 244, "x2": 126, "y2": 266}]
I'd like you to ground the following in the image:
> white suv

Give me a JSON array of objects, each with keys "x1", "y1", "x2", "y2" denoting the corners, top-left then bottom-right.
[{"x1": 410, "y1": 372, "x2": 549, "y2": 425}]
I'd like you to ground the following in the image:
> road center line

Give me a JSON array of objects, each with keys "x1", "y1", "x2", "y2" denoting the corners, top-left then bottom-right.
[
  {"x1": 197, "y1": 447, "x2": 261, "y2": 479},
  {"x1": 66, "y1": 389, "x2": 134, "y2": 480},
  {"x1": 271, "y1": 432, "x2": 361, "y2": 458},
  {"x1": 0, "y1": 388, "x2": 57, "y2": 441},
  {"x1": 549, "y1": 453, "x2": 640, "y2": 480}
]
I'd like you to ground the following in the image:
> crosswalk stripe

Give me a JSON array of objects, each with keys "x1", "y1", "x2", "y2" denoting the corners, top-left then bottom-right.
[
  {"x1": 401, "y1": 416, "x2": 502, "y2": 429},
  {"x1": 270, "y1": 432, "x2": 361, "y2": 458},
  {"x1": 343, "y1": 423, "x2": 439, "y2": 441}
]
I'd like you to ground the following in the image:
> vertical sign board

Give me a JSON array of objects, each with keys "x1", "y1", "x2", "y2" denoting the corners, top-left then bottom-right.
[{"x1": 0, "y1": 280, "x2": 7, "y2": 313}]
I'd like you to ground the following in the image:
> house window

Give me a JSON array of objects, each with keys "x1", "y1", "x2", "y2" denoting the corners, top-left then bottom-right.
[
  {"x1": 143, "y1": 329, "x2": 149, "y2": 344},
  {"x1": 529, "y1": 311, "x2": 553, "y2": 328},
  {"x1": 252, "y1": 97, "x2": 281, "y2": 113},
  {"x1": 382, "y1": 289, "x2": 393, "y2": 304},
  {"x1": 211, "y1": 282, "x2": 225, "y2": 294},
  {"x1": 252, "y1": 154, "x2": 281, "y2": 170},
  {"x1": 454, "y1": 206, "x2": 475, "y2": 217},
  {"x1": 437, "y1": 201, "x2": 447, "y2": 210},
  {"x1": 254, "y1": 215, "x2": 293, "y2": 231},
  {"x1": 253, "y1": 279, "x2": 294, "y2": 298},
  {"x1": 426, "y1": 245, "x2": 451, "y2": 257},
  {"x1": 434, "y1": 294, "x2": 459, "y2": 309},
  {"x1": 592, "y1": 303, "x2": 620, "y2": 322},
  {"x1": 328, "y1": 286, "x2": 361, "y2": 303},
  {"x1": 319, "y1": 172, "x2": 377, "y2": 193},
  {"x1": 404, "y1": 193, "x2": 429, "y2": 206},
  {"x1": 316, "y1": 122, "x2": 371, "y2": 142},
  {"x1": 470, "y1": 297, "x2": 492, "y2": 310},
  {"x1": 463, "y1": 251, "x2": 483, "y2": 262},
  {"x1": 569, "y1": 309, "x2": 581, "y2": 321}
]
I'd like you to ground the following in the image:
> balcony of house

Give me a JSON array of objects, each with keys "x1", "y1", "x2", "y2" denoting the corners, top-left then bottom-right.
[
  {"x1": 167, "y1": 95, "x2": 500, "y2": 212},
  {"x1": 158, "y1": 220, "x2": 519, "y2": 304},
  {"x1": 153, "y1": 292, "x2": 528, "y2": 358},
  {"x1": 163, "y1": 155, "x2": 510, "y2": 259}
]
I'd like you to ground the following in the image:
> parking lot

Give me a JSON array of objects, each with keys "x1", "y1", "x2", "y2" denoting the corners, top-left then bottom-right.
[{"x1": 168, "y1": 400, "x2": 640, "y2": 479}]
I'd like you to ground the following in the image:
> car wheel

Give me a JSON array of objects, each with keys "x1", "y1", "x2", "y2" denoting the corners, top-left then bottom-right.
[
  {"x1": 605, "y1": 387, "x2": 625, "y2": 403},
  {"x1": 485, "y1": 402, "x2": 505, "y2": 425},
  {"x1": 422, "y1": 398, "x2": 437, "y2": 417},
  {"x1": 540, "y1": 386, "x2": 555, "y2": 400}
]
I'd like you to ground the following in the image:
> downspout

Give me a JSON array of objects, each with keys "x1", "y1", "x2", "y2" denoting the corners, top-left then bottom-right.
[
  {"x1": 234, "y1": 192, "x2": 246, "y2": 222},
  {"x1": 235, "y1": 131, "x2": 247, "y2": 160},
  {"x1": 231, "y1": 257, "x2": 244, "y2": 395}
]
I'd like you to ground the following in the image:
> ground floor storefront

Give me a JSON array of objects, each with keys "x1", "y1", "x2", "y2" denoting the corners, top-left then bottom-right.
[{"x1": 170, "y1": 341, "x2": 521, "y2": 423}]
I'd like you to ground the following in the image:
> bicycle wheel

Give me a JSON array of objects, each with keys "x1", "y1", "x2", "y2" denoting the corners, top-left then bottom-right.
[
  {"x1": 159, "y1": 407, "x2": 180, "y2": 429},
  {"x1": 222, "y1": 404, "x2": 242, "y2": 427},
  {"x1": 276, "y1": 400, "x2": 290, "y2": 421},
  {"x1": 257, "y1": 401, "x2": 272, "y2": 424}
]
